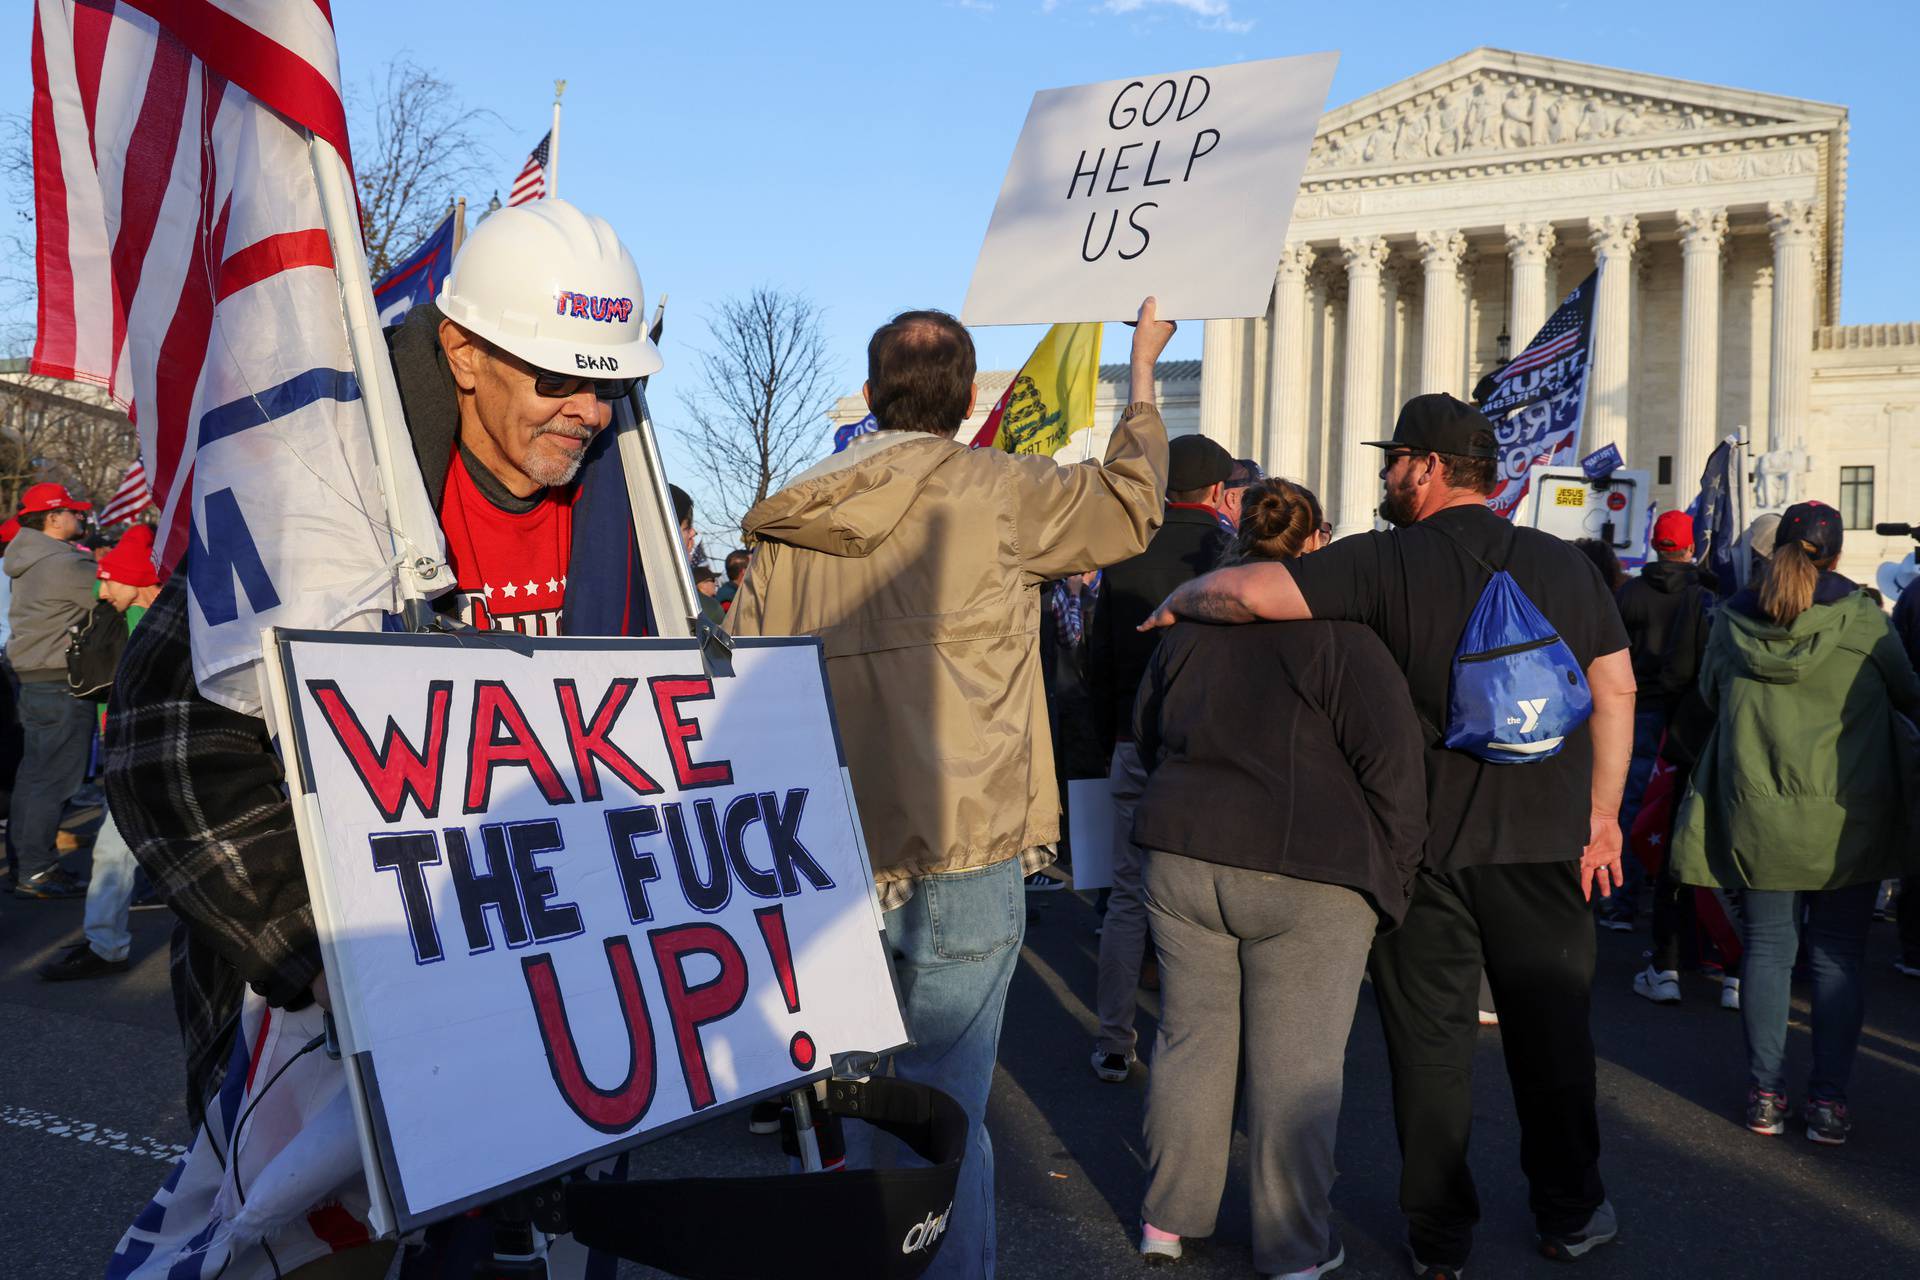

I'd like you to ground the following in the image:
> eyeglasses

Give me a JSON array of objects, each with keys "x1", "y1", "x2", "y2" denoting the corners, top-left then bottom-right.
[
  {"x1": 1381, "y1": 450, "x2": 1419, "y2": 464},
  {"x1": 531, "y1": 367, "x2": 638, "y2": 402},
  {"x1": 1317, "y1": 521, "x2": 1334, "y2": 539}
]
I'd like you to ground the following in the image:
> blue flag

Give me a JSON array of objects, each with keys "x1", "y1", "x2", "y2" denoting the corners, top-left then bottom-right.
[
  {"x1": 832, "y1": 413, "x2": 878, "y2": 453},
  {"x1": 373, "y1": 211, "x2": 456, "y2": 326},
  {"x1": 1691, "y1": 438, "x2": 1740, "y2": 594},
  {"x1": 1482, "y1": 272, "x2": 1598, "y2": 519}
]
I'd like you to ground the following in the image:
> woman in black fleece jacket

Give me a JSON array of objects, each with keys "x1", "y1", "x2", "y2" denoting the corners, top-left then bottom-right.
[{"x1": 1129, "y1": 479, "x2": 1427, "y2": 1278}]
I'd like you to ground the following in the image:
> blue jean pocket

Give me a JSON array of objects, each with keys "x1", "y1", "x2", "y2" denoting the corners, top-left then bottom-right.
[{"x1": 924, "y1": 862, "x2": 1022, "y2": 962}]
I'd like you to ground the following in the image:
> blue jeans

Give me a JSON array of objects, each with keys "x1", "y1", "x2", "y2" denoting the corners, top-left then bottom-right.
[
  {"x1": 1599, "y1": 707, "x2": 1666, "y2": 916},
  {"x1": 6, "y1": 680, "x2": 95, "y2": 880},
  {"x1": 1741, "y1": 882, "x2": 1877, "y2": 1101},
  {"x1": 83, "y1": 811, "x2": 137, "y2": 961},
  {"x1": 848, "y1": 857, "x2": 1025, "y2": 1280}
]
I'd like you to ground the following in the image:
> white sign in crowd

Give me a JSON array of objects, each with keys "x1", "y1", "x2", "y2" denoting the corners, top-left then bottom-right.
[
  {"x1": 267, "y1": 633, "x2": 909, "y2": 1229},
  {"x1": 963, "y1": 52, "x2": 1338, "y2": 325}
]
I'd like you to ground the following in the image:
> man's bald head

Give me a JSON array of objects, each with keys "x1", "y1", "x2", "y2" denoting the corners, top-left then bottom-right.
[{"x1": 865, "y1": 309, "x2": 977, "y2": 435}]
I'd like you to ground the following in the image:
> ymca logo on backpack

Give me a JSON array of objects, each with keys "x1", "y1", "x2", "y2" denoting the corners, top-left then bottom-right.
[{"x1": 1431, "y1": 522, "x2": 1593, "y2": 763}]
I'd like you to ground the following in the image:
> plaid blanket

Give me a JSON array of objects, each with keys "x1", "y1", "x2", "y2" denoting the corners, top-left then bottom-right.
[{"x1": 104, "y1": 576, "x2": 321, "y2": 1124}]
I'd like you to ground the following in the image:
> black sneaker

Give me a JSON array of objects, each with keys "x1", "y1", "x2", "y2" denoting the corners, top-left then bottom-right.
[
  {"x1": 1746, "y1": 1087, "x2": 1790, "y2": 1136},
  {"x1": 1406, "y1": 1243, "x2": 1464, "y2": 1279},
  {"x1": 1537, "y1": 1199, "x2": 1617, "y2": 1261},
  {"x1": 14, "y1": 866, "x2": 87, "y2": 899},
  {"x1": 1024, "y1": 870, "x2": 1067, "y2": 892},
  {"x1": 38, "y1": 941, "x2": 129, "y2": 981},
  {"x1": 747, "y1": 1100, "x2": 784, "y2": 1135},
  {"x1": 1804, "y1": 1097, "x2": 1852, "y2": 1146}
]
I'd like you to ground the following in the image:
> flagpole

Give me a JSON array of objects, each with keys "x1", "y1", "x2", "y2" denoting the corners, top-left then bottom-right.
[
  {"x1": 549, "y1": 80, "x2": 566, "y2": 199},
  {"x1": 452, "y1": 196, "x2": 466, "y2": 255},
  {"x1": 308, "y1": 135, "x2": 454, "y2": 625}
]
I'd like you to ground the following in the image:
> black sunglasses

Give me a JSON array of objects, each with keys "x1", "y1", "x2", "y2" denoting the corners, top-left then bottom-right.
[{"x1": 479, "y1": 335, "x2": 637, "y2": 401}]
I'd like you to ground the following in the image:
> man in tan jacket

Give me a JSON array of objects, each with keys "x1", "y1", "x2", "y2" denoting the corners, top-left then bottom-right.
[{"x1": 729, "y1": 298, "x2": 1174, "y2": 1279}]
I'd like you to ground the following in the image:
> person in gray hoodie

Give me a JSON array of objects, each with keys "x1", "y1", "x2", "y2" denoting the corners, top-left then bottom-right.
[{"x1": 6, "y1": 483, "x2": 100, "y2": 898}]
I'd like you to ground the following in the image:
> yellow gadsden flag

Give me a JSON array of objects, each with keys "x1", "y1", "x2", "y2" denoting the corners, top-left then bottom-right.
[{"x1": 968, "y1": 322, "x2": 1103, "y2": 458}]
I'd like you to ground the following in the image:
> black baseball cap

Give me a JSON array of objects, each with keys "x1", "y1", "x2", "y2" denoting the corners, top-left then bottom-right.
[
  {"x1": 1364, "y1": 393, "x2": 1499, "y2": 459},
  {"x1": 1776, "y1": 501, "x2": 1844, "y2": 561},
  {"x1": 1168, "y1": 434, "x2": 1234, "y2": 491}
]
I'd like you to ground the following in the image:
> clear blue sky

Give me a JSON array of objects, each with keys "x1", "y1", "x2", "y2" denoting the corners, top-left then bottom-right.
[{"x1": 6, "y1": 1, "x2": 1915, "y2": 517}]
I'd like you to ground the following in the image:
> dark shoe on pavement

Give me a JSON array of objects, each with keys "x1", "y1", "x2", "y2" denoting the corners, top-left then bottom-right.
[
  {"x1": 1406, "y1": 1243, "x2": 1464, "y2": 1279},
  {"x1": 746, "y1": 1100, "x2": 784, "y2": 1135},
  {"x1": 1804, "y1": 1097, "x2": 1852, "y2": 1146},
  {"x1": 14, "y1": 866, "x2": 87, "y2": 899},
  {"x1": 1024, "y1": 870, "x2": 1067, "y2": 892},
  {"x1": 1092, "y1": 1048, "x2": 1138, "y2": 1082},
  {"x1": 1746, "y1": 1087, "x2": 1790, "y2": 1136},
  {"x1": 38, "y1": 941, "x2": 129, "y2": 981},
  {"x1": 1537, "y1": 1199, "x2": 1617, "y2": 1261}
]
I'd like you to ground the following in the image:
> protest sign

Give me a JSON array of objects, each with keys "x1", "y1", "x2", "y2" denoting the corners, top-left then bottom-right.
[
  {"x1": 962, "y1": 52, "x2": 1337, "y2": 326},
  {"x1": 265, "y1": 631, "x2": 908, "y2": 1232}
]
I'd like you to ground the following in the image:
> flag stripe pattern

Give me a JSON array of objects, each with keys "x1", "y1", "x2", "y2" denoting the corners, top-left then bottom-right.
[
  {"x1": 31, "y1": 0, "x2": 443, "y2": 714},
  {"x1": 100, "y1": 460, "x2": 154, "y2": 526},
  {"x1": 508, "y1": 131, "x2": 551, "y2": 206}
]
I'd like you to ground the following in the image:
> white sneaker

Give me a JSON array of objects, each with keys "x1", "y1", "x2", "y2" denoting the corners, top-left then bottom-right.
[
  {"x1": 1721, "y1": 976, "x2": 1742, "y2": 1011},
  {"x1": 1632, "y1": 965, "x2": 1681, "y2": 1004},
  {"x1": 1092, "y1": 1048, "x2": 1138, "y2": 1082},
  {"x1": 1139, "y1": 1223, "x2": 1182, "y2": 1263},
  {"x1": 1269, "y1": 1244, "x2": 1345, "y2": 1278}
]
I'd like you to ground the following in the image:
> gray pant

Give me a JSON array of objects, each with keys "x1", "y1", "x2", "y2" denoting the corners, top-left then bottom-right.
[
  {"x1": 1094, "y1": 741, "x2": 1150, "y2": 1056},
  {"x1": 1141, "y1": 850, "x2": 1376, "y2": 1276},
  {"x1": 7, "y1": 679, "x2": 95, "y2": 881}
]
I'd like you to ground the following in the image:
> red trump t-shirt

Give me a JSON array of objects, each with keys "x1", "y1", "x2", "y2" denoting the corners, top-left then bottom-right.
[{"x1": 437, "y1": 448, "x2": 573, "y2": 635}]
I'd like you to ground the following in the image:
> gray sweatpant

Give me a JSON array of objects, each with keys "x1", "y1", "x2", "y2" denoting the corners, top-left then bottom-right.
[{"x1": 1141, "y1": 850, "x2": 1377, "y2": 1276}]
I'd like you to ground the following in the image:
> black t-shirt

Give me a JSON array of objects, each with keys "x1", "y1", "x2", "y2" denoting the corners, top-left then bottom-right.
[{"x1": 1285, "y1": 504, "x2": 1630, "y2": 870}]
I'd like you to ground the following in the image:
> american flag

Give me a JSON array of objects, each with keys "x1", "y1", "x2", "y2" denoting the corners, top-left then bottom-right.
[
  {"x1": 1500, "y1": 303, "x2": 1584, "y2": 379},
  {"x1": 99, "y1": 459, "x2": 152, "y2": 526},
  {"x1": 508, "y1": 131, "x2": 551, "y2": 206},
  {"x1": 1483, "y1": 273, "x2": 1599, "y2": 520},
  {"x1": 32, "y1": 0, "x2": 437, "y2": 714}
]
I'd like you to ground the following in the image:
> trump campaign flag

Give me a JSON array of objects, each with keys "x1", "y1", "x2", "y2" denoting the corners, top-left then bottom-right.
[
  {"x1": 31, "y1": 0, "x2": 446, "y2": 714},
  {"x1": 1482, "y1": 273, "x2": 1598, "y2": 519},
  {"x1": 371, "y1": 209, "x2": 455, "y2": 326},
  {"x1": 969, "y1": 322, "x2": 1103, "y2": 459}
]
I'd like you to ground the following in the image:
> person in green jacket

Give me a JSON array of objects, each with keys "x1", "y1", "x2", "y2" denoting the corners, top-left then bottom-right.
[{"x1": 1670, "y1": 501, "x2": 1920, "y2": 1147}]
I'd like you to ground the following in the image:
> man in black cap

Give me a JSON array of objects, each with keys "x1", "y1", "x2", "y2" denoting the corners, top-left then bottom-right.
[
  {"x1": 1141, "y1": 394, "x2": 1636, "y2": 1275},
  {"x1": 1084, "y1": 433, "x2": 1235, "y2": 1083}
]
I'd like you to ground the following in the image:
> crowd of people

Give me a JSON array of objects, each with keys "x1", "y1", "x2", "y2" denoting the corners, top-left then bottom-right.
[{"x1": 4, "y1": 194, "x2": 1914, "y2": 1280}]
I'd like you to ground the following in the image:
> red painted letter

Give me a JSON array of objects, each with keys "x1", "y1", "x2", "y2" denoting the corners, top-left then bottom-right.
[
  {"x1": 466, "y1": 680, "x2": 572, "y2": 813},
  {"x1": 646, "y1": 676, "x2": 735, "y2": 790},
  {"x1": 649, "y1": 923, "x2": 749, "y2": 1110},
  {"x1": 521, "y1": 938, "x2": 657, "y2": 1133},
  {"x1": 308, "y1": 679, "x2": 452, "y2": 822},
  {"x1": 555, "y1": 678, "x2": 661, "y2": 802}
]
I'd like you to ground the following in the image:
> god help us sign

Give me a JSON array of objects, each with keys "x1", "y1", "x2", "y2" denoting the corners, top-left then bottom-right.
[
  {"x1": 263, "y1": 631, "x2": 909, "y2": 1231},
  {"x1": 962, "y1": 52, "x2": 1338, "y2": 325}
]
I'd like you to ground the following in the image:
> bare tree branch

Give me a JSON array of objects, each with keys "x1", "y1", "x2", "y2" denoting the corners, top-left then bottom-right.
[
  {"x1": 348, "y1": 57, "x2": 502, "y2": 279},
  {"x1": 0, "y1": 373, "x2": 139, "y2": 518},
  {"x1": 672, "y1": 287, "x2": 839, "y2": 542}
]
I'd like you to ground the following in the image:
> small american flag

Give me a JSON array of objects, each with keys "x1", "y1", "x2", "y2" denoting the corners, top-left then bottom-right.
[
  {"x1": 508, "y1": 131, "x2": 551, "y2": 206},
  {"x1": 99, "y1": 460, "x2": 152, "y2": 526},
  {"x1": 1502, "y1": 296, "x2": 1585, "y2": 379}
]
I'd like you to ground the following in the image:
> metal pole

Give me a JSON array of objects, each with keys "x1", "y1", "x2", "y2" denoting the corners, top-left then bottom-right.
[
  {"x1": 616, "y1": 385, "x2": 701, "y2": 638},
  {"x1": 452, "y1": 196, "x2": 467, "y2": 255},
  {"x1": 549, "y1": 80, "x2": 566, "y2": 200},
  {"x1": 308, "y1": 134, "x2": 453, "y2": 628}
]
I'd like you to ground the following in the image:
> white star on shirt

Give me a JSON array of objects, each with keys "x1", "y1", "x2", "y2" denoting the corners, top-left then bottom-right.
[
  {"x1": 501, "y1": 581, "x2": 519, "y2": 598},
  {"x1": 545, "y1": 577, "x2": 560, "y2": 593},
  {"x1": 523, "y1": 580, "x2": 539, "y2": 596},
  {"x1": 482, "y1": 583, "x2": 494, "y2": 600}
]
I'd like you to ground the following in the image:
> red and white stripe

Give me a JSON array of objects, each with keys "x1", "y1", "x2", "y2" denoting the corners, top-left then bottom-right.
[
  {"x1": 30, "y1": 0, "x2": 348, "y2": 572},
  {"x1": 508, "y1": 133, "x2": 549, "y2": 206},
  {"x1": 1501, "y1": 328, "x2": 1581, "y2": 379},
  {"x1": 99, "y1": 459, "x2": 153, "y2": 525}
]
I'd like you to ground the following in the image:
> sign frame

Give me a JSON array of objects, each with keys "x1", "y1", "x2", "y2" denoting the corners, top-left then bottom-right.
[{"x1": 260, "y1": 628, "x2": 910, "y2": 1236}]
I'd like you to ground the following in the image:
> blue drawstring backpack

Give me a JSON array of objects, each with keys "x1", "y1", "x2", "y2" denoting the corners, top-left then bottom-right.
[{"x1": 1432, "y1": 523, "x2": 1592, "y2": 764}]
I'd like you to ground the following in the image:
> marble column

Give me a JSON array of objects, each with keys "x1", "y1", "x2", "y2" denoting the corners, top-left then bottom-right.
[
  {"x1": 1505, "y1": 222, "x2": 1557, "y2": 349},
  {"x1": 1198, "y1": 318, "x2": 1240, "y2": 446},
  {"x1": 1415, "y1": 229, "x2": 1466, "y2": 396},
  {"x1": 1266, "y1": 244, "x2": 1316, "y2": 481},
  {"x1": 1674, "y1": 207, "x2": 1728, "y2": 496},
  {"x1": 1337, "y1": 236, "x2": 1389, "y2": 537},
  {"x1": 1585, "y1": 214, "x2": 1640, "y2": 454},
  {"x1": 1767, "y1": 199, "x2": 1819, "y2": 456}
]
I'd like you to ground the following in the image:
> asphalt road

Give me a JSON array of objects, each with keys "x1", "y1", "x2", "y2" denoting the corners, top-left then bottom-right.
[{"x1": 4, "y1": 877, "x2": 1918, "y2": 1278}]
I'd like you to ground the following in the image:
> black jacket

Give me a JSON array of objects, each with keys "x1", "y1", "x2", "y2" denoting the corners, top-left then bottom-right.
[
  {"x1": 1087, "y1": 504, "x2": 1230, "y2": 749},
  {"x1": 1131, "y1": 619, "x2": 1428, "y2": 926},
  {"x1": 1615, "y1": 559, "x2": 1712, "y2": 713}
]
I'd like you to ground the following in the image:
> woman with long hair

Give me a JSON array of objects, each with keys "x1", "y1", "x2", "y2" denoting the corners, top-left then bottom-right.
[
  {"x1": 1671, "y1": 501, "x2": 1920, "y2": 1145},
  {"x1": 1129, "y1": 479, "x2": 1427, "y2": 1277}
]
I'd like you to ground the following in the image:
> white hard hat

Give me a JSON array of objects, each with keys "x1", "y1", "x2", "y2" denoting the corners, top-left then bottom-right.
[{"x1": 436, "y1": 198, "x2": 663, "y2": 380}]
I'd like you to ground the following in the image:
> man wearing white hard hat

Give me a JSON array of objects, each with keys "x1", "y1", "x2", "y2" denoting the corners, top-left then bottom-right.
[{"x1": 102, "y1": 200, "x2": 662, "y2": 1279}]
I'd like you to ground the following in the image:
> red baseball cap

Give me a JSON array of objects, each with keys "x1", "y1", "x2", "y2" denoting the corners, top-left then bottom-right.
[
  {"x1": 0, "y1": 518, "x2": 17, "y2": 543},
  {"x1": 97, "y1": 523, "x2": 159, "y2": 588},
  {"x1": 17, "y1": 482, "x2": 92, "y2": 516},
  {"x1": 1651, "y1": 510, "x2": 1695, "y2": 552}
]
